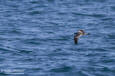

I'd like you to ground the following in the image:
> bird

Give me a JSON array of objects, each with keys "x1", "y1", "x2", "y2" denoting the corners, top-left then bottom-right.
[{"x1": 74, "y1": 30, "x2": 89, "y2": 44}]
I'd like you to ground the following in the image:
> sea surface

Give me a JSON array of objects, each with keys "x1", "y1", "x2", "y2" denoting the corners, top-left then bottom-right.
[{"x1": 0, "y1": 0, "x2": 115, "y2": 76}]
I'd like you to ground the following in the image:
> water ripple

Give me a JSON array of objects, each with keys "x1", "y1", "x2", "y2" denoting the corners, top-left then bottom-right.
[{"x1": 0, "y1": 0, "x2": 115, "y2": 76}]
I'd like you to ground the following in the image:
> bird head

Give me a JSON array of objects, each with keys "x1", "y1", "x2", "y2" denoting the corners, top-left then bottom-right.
[{"x1": 78, "y1": 30, "x2": 85, "y2": 35}]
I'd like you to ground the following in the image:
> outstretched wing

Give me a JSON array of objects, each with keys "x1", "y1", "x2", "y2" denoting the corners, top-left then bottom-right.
[
  {"x1": 74, "y1": 33, "x2": 80, "y2": 44},
  {"x1": 74, "y1": 37, "x2": 78, "y2": 44}
]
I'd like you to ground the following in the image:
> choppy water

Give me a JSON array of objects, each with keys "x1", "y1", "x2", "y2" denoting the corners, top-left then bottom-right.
[{"x1": 0, "y1": 0, "x2": 115, "y2": 76}]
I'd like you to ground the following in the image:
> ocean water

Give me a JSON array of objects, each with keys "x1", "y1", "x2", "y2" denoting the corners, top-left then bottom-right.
[{"x1": 0, "y1": 0, "x2": 115, "y2": 76}]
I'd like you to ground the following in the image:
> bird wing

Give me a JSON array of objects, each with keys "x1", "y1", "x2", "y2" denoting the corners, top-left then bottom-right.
[
  {"x1": 74, "y1": 37, "x2": 78, "y2": 44},
  {"x1": 74, "y1": 33, "x2": 80, "y2": 44}
]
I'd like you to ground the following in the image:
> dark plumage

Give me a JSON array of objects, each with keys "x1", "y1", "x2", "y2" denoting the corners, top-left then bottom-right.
[
  {"x1": 74, "y1": 33, "x2": 80, "y2": 44},
  {"x1": 74, "y1": 30, "x2": 88, "y2": 44}
]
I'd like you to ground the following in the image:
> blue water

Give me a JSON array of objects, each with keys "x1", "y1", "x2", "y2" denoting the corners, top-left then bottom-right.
[{"x1": 0, "y1": 0, "x2": 115, "y2": 76}]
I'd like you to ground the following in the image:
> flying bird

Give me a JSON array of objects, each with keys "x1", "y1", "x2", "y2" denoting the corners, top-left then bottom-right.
[{"x1": 74, "y1": 30, "x2": 89, "y2": 44}]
